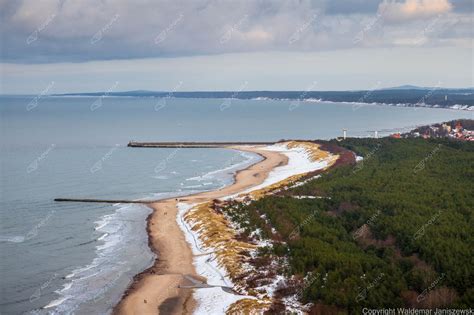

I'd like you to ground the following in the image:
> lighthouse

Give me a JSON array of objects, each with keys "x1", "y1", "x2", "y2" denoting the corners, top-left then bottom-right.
[{"x1": 343, "y1": 129, "x2": 347, "y2": 140}]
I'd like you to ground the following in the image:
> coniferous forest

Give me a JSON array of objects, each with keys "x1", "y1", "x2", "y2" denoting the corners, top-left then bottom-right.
[{"x1": 222, "y1": 138, "x2": 474, "y2": 313}]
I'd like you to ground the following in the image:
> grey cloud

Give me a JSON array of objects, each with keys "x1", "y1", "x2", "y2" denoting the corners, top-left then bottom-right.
[
  {"x1": 0, "y1": 0, "x2": 471, "y2": 64},
  {"x1": 378, "y1": 0, "x2": 453, "y2": 23},
  {"x1": 325, "y1": 0, "x2": 381, "y2": 15},
  {"x1": 451, "y1": 0, "x2": 473, "y2": 13},
  {"x1": 435, "y1": 14, "x2": 473, "y2": 39}
]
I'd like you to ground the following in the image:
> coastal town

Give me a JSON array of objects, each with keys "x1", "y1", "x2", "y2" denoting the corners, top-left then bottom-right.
[{"x1": 392, "y1": 120, "x2": 474, "y2": 141}]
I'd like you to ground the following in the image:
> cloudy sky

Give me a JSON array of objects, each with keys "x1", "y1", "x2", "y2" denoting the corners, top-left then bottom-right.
[{"x1": 0, "y1": 0, "x2": 472, "y2": 94}]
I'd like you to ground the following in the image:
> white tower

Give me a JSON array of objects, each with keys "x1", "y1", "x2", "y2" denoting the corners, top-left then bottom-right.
[
  {"x1": 374, "y1": 130, "x2": 378, "y2": 138},
  {"x1": 343, "y1": 129, "x2": 347, "y2": 140}
]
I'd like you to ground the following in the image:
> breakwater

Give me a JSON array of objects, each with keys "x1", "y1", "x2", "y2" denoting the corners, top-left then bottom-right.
[{"x1": 127, "y1": 141, "x2": 278, "y2": 148}]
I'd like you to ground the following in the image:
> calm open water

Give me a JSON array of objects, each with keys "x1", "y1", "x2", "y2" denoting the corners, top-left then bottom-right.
[{"x1": 0, "y1": 96, "x2": 471, "y2": 314}]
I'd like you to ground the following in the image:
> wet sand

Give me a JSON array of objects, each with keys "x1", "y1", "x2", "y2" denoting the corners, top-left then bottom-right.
[{"x1": 114, "y1": 146, "x2": 288, "y2": 315}]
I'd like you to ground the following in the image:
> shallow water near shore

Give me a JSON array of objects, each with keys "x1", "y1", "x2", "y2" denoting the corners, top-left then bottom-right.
[
  {"x1": 0, "y1": 96, "x2": 471, "y2": 314},
  {"x1": 0, "y1": 145, "x2": 259, "y2": 315}
]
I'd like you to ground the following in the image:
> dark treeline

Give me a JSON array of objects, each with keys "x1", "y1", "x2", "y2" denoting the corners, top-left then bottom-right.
[
  {"x1": 58, "y1": 88, "x2": 474, "y2": 107},
  {"x1": 222, "y1": 138, "x2": 474, "y2": 313}
]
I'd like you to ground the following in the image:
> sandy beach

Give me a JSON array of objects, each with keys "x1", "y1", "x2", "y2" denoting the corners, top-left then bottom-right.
[{"x1": 114, "y1": 146, "x2": 289, "y2": 315}]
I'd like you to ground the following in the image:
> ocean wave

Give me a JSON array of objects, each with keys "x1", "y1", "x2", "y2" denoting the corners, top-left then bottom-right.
[
  {"x1": 186, "y1": 151, "x2": 261, "y2": 183},
  {"x1": 97, "y1": 233, "x2": 108, "y2": 241},
  {"x1": 35, "y1": 148, "x2": 262, "y2": 314},
  {"x1": 38, "y1": 203, "x2": 154, "y2": 315},
  {"x1": 0, "y1": 235, "x2": 26, "y2": 243},
  {"x1": 43, "y1": 296, "x2": 68, "y2": 309},
  {"x1": 94, "y1": 218, "x2": 109, "y2": 231},
  {"x1": 182, "y1": 184, "x2": 204, "y2": 189}
]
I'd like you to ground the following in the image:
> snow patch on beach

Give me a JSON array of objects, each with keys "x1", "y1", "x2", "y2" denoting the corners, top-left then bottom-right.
[
  {"x1": 227, "y1": 142, "x2": 332, "y2": 198},
  {"x1": 176, "y1": 203, "x2": 254, "y2": 314}
]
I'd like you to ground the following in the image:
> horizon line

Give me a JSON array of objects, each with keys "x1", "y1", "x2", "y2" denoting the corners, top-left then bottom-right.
[{"x1": 3, "y1": 86, "x2": 474, "y2": 96}]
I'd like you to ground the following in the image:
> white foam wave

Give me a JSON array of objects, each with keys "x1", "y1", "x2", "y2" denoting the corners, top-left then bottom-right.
[
  {"x1": 97, "y1": 233, "x2": 108, "y2": 241},
  {"x1": 41, "y1": 203, "x2": 154, "y2": 314},
  {"x1": 186, "y1": 150, "x2": 260, "y2": 183},
  {"x1": 94, "y1": 218, "x2": 109, "y2": 231},
  {"x1": 182, "y1": 184, "x2": 204, "y2": 189},
  {"x1": 43, "y1": 296, "x2": 68, "y2": 309},
  {"x1": 0, "y1": 235, "x2": 26, "y2": 243},
  {"x1": 37, "y1": 148, "x2": 262, "y2": 314},
  {"x1": 64, "y1": 272, "x2": 75, "y2": 279},
  {"x1": 61, "y1": 282, "x2": 73, "y2": 291}
]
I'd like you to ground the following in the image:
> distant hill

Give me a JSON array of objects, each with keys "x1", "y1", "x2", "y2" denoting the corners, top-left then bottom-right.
[
  {"x1": 55, "y1": 87, "x2": 474, "y2": 109},
  {"x1": 382, "y1": 85, "x2": 434, "y2": 90},
  {"x1": 381, "y1": 85, "x2": 474, "y2": 91}
]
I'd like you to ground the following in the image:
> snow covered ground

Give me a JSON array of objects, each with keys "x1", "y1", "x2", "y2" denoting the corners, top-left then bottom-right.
[
  {"x1": 176, "y1": 142, "x2": 335, "y2": 314},
  {"x1": 176, "y1": 203, "x2": 256, "y2": 314},
  {"x1": 228, "y1": 142, "x2": 334, "y2": 198}
]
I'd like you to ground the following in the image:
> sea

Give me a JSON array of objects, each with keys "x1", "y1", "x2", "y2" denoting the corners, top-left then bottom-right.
[{"x1": 0, "y1": 95, "x2": 471, "y2": 314}]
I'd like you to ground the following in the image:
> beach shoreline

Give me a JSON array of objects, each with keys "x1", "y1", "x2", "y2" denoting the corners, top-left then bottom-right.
[{"x1": 114, "y1": 145, "x2": 289, "y2": 315}]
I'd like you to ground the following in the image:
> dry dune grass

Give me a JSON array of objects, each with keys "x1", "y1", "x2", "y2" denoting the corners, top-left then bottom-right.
[
  {"x1": 287, "y1": 141, "x2": 330, "y2": 161},
  {"x1": 226, "y1": 298, "x2": 272, "y2": 315},
  {"x1": 183, "y1": 141, "x2": 338, "y2": 313},
  {"x1": 184, "y1": 202, "x2": 257, "y2": 290}
]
